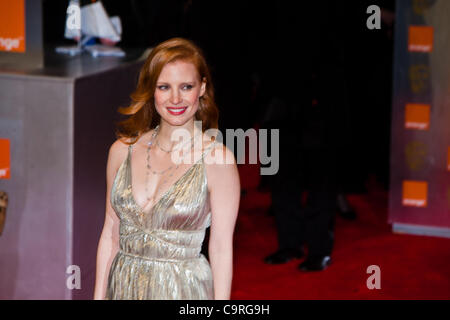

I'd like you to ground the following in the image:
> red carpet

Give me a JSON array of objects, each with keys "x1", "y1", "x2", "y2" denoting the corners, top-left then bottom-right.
[{"x1": 230, "y1": 164, "x2": 450, "y2": 300}]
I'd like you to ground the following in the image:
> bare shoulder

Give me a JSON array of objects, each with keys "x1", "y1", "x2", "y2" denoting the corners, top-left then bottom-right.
[
  {"x1": 107, "y1": 138, "x2": 132, "y2": 172},
  {"x1": 204, "y1": 141, "x2": 240, "y2": 192},
  {"x1": 204, "y1": 140, "x2": 236, "y2": 165}
]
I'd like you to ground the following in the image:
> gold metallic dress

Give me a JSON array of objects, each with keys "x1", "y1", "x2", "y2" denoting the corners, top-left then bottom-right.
[{"x1": 106, "y1": 142, "x2": 216, "y2": 300}]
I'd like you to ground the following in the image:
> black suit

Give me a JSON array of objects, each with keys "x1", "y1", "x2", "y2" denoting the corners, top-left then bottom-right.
[{"x1": 268, "y1": 1, "x2": 347, "y2": 258}]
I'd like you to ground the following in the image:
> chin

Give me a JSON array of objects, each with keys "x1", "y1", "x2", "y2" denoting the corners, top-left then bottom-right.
[
  {"x1": 162, "y1": 114, "x2": 195, "y2": 127},
  {"x1": 165, "y1": 119, "x2": 190, "y2": 127}
]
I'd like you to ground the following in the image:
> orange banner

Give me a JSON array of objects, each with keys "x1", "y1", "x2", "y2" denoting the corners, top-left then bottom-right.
[
  {"x1": 0, "y1": 0, "x2": 25, "y2": 52},
  {"x1": 402, "y1": 180, "x2": 428, "y2": 208},
  {"x1": 0, "y1": 139, "x2": 10, "y2": 179},
  {"x1": 448, "y1": 147, "x2": 450, "y2": 171},
  {"x1": 405, "y1": 103, "x2": 430, "y2": 130},
  {"x1": 408, "y1": 25, "x2": 434, "y2": 53}
]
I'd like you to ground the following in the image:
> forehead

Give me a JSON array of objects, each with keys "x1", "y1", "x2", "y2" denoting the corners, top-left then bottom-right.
[{"x1": 157, "y1": 60, "x2": 200, "y2": 82}]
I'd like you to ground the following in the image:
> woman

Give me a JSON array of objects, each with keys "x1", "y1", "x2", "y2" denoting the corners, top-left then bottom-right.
[{"x1": 93, "y1": 38, "x2": 240, "y2": 300}]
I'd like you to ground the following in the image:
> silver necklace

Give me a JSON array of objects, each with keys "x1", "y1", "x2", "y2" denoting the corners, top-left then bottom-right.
[
  {"x1": 155, "y1": 130, "x2": 200, "y2": 154},
  {"x1": 144, "y1": 125, "x2": 199, "y2": 203},
  {"x1": 155, "y1": 138, "x2": 172, "y2": 153}
]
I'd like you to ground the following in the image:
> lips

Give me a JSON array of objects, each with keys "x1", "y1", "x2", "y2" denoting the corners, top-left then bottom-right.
[{"x1": 167, "y1": 106, "x2": 188, "y2": 115}]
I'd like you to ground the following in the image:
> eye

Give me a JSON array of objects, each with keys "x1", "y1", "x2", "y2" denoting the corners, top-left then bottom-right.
[
  {"x1": 182, "y1": 84, "x2": 194, "y2": 91},
  {"x1": 157, "y1": 85, "x2": 169, "y2": 90}
]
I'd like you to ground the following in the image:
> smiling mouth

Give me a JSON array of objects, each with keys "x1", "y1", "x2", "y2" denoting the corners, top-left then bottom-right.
[{"x1": 167, "y1": 106, "x2": 188, "y2": 115}]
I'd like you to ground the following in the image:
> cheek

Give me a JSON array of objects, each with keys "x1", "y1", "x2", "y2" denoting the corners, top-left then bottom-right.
[
  {"x1": 154, "y1": 91, "x2": 168, "y2": 109},
  {"x1": 184, "y1": 89, "x2": 202, "y2": 105},
  {"x1": 154, "y1": 91, "x2": 163, "y2": 104}
]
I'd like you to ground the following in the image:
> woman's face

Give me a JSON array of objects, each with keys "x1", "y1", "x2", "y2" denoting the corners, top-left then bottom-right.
[{"x1": 154, "y1": 60, "x2": 206, "y2": 127}]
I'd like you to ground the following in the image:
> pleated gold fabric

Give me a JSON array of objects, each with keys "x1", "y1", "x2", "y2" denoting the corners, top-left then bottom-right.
[{"x1": 105, "y1": 142, "x2": 216, "y2": 300}]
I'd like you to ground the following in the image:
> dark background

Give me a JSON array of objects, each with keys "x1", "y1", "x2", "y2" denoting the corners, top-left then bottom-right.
[{"x1": 43, "y1": 0, "x2": 396, "y2": 193}]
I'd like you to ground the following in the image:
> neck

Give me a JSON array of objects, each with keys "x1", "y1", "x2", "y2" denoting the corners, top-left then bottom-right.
[{"x1": 157, "y1": 120, "x2": 202, "y2": 148}]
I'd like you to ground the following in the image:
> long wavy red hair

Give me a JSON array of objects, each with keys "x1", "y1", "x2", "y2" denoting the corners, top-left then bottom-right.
[{"x1": 115, "y1": 38, "x2": 219, "y2": 144}]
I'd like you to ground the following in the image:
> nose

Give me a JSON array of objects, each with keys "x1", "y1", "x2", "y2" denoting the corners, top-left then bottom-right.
[{"x1": 170, "y1": 89, "x2": 182, "y2": 105}]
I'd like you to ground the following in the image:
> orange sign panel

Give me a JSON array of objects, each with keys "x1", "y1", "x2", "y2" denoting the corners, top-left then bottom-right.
[
  {"x1": 405, "y1": 103, "x2": 430, "y2": 130},
  {"x1": 408, "y1": 26, "x2": 434, "y2": 53},
  {"x1": 448, "y1": 147, "x2": 450, "y2": 171},
  {"x1": 0, "y1": 0, "x2": 25, "y2": 52},
  {"x1": 0, "y1": 139, "x2": 10, "y2": 179},
  {"x1": 402, "y1": 180, "x2": 428, "y2": 208}
]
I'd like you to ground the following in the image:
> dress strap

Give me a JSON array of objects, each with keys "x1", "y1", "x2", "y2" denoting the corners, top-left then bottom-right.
[
  {"x1": 127, "y1": 143, "x2": 135, "y2": 168},
  {"x1": 126, "y1": 144, "x2": 133, "y2": 173},
  {"x1": 200, "y1": 140, "x2": 218, "y2": 162}
]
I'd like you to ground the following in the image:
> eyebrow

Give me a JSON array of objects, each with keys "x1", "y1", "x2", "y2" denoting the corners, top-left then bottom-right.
[{"x1": 156, "y1": 82, "x2": 196, "y2": 86}]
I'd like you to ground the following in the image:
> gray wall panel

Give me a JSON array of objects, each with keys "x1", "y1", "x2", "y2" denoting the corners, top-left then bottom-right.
[
  {"x1": 0, "y1": 51, "x2": 145, "y2": 299},
  {"x1": 0, "y1": 78, "x2": 72, "y2": 299}
]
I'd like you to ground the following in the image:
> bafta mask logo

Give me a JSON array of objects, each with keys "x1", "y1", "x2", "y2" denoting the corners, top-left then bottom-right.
[
  {"x1": 0, "y1": 191, "x2": 8, "y2": 236},
  {"x1": 412, "y1": 0, "x2": 435, "y2": 15},
  {"x1": 447, "y1": 187, "x2": 450, "y2": 209},
  {"x1": 409, "y1": 65, "x2": 430, "y2": 95},
  {"x1": 447, "y1": 146, "x2": 450, "y2": 171},
  {"x1": 405, "y1": 141, "x2": 427, "y2": 172}
]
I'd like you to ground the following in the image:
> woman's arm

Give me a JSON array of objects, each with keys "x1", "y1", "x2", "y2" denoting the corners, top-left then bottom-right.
[
  {"x1": 206, "y1": 144, "x2": 240, "y2": 300},
  {"x1": 93, "y1": 141, "x2": 124, "y2": 299}
]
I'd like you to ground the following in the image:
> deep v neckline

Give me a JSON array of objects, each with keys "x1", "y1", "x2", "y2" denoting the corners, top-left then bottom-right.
[{"x1": 128, "y1": 144, "x2": 203, "y2": 215}]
